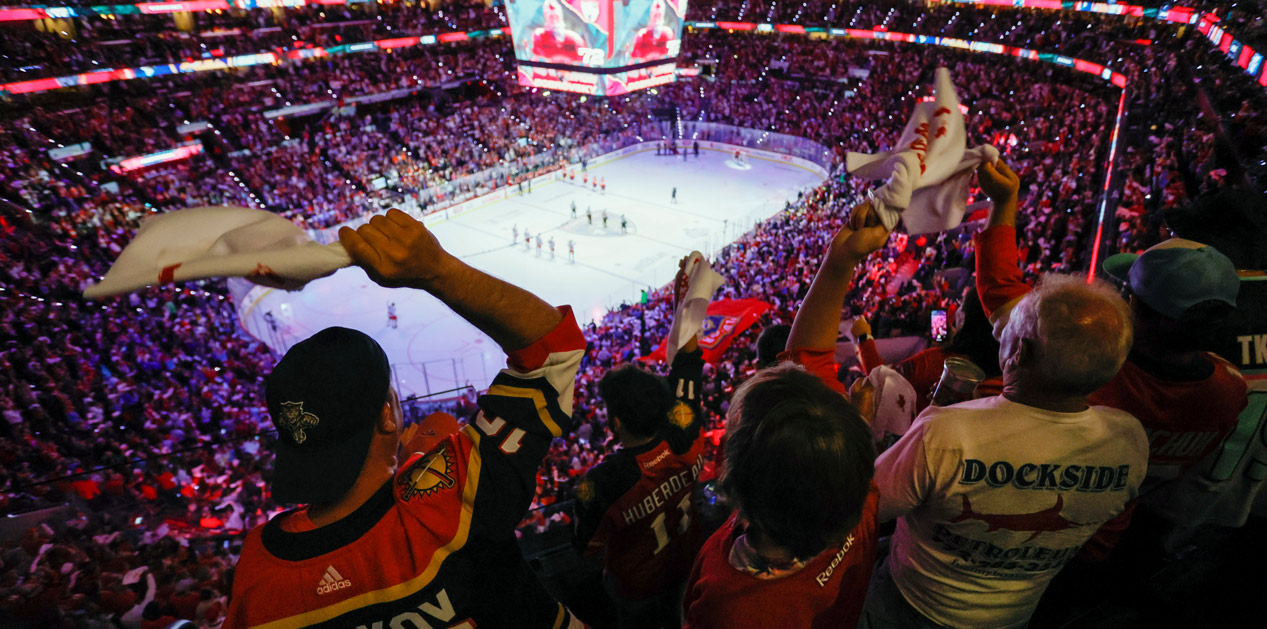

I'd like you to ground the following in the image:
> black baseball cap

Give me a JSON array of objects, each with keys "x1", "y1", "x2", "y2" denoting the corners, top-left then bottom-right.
[{"x1": 265, "y1": 327, "x2": 391, "y2": 505}]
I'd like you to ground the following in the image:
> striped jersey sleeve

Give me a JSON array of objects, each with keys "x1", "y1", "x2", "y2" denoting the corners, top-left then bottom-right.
[{"x1": 224, "y1": 307, "x2": 586, "y2": 629}]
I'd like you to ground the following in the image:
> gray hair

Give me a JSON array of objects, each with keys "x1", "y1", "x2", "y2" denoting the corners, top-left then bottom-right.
[{"x1": 1001, "y1": 274, "x2": 1133, "y2": 395}]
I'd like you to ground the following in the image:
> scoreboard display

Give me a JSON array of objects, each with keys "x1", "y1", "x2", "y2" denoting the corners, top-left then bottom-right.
[{"x1": 506, "y1": 0, "x2": 687, "y2": 96}]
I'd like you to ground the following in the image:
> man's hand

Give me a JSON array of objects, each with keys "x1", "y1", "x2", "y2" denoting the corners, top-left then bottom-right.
[
  {"x1": 851, "y1": 316, "x2": 872, "y2": 341},
  {"x1": 977, "y1": 160, "x2": 1020, "y2": 228},
  {"x1": 828, "y1": 202, "x2": 891, "y2": 271},
  {"x1": 339, "y1": 209, "x2": 456, "y2": 290},
  {"x1": 849, "y1": 376, "x2": 876, "y2": 424}
]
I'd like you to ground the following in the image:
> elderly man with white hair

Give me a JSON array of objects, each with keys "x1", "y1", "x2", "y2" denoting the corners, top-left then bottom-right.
[{"x1": 859, "y1": 161, "x2": 1148, "y2": 629}]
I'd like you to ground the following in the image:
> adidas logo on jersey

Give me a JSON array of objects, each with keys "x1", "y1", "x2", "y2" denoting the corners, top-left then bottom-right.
[{"x1": 316, "y1": 565, "x2": 352, "y2": 595}]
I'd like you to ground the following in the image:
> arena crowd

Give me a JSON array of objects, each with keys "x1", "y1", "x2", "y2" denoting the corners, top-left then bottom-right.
[{"x1": 0, "y1": 0, "x2": 1263, "y2": 626}]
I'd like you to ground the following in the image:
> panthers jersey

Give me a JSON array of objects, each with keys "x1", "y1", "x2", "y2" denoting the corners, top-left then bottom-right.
[
  {"x1": 574, "y1": 348, "x2": 707, "y2": 600},
  {"x1": 226, "y1": 308, "x2": 586, "y2": 628}
]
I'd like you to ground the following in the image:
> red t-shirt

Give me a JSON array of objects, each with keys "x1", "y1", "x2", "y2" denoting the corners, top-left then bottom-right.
[
  {"x1": 974, "y1": 224, "x2": 1249, "y2": 478},
  {"x1": 893, "y1": 347, "x2": 1004, "y2": 412},
  {"x1": 1089, "y1": 355, "x2": 1247, "y2": 479},
  {"x1": 683, "y1": 488, "x2": 879, "y2": 629},
  {"x1": 893, "y1": 346, "x2": 951, "y2": 411},
  {"x1": 141, "y1": 616, "x2": 178, "y2": 629},
  {"x1": 171, "y1": 591, "x2": 201, "y2": 620},
  {"x1": 531, "y1": 28, "x2": 584, "y2": 64},
  {"x1": 682, "y1": 346, "x2": 878, "y2": 628},
  {"x1": 630, "y1": 26, "x2": 674, "y2": 61}
]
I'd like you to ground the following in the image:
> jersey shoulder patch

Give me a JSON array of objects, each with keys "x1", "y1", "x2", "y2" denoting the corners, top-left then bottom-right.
[
  {"x1": 397, "y1": 442, "x2": 459, "y2": 502},
  {"x1": 668, "y1": 400, "x2": 695, "y2": 429},
  {"x1": 576, "y1": 477, "x2": 597, "y2": 506}
]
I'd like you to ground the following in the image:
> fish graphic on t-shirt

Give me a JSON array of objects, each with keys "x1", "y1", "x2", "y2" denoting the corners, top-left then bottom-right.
[{"x1": 951, "y1": 494, "x2": 1083, "y2": 542}]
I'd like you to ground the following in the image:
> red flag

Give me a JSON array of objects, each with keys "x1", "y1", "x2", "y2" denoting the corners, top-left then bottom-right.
[{"x1": 643, "y1": 299, "x2": 773, "y2": 364}]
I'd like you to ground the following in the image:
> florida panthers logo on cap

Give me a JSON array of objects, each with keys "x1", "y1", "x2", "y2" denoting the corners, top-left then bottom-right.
[
  {"x1": 277, "y1": 401, "x2": 320, "y2": 444},
  {"x1": 399, "y1": 444, "x2": 457, "y2": 502}
]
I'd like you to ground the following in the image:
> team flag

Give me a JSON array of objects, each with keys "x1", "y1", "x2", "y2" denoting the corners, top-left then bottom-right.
[{"x1": 644, "y1": 298, "x2": 772, "y2": 364}]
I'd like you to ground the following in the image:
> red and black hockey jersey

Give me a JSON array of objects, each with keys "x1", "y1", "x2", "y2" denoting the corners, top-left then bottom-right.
[
  {"x1": 573, "y1": 348, "x2": 707, "y2": 601},
  {"x1": 225, "y1": 308, "x2": 586, "y2": 629},
  {"x1": 531, "y1": 28, "x2": 585, "y2": 64}
]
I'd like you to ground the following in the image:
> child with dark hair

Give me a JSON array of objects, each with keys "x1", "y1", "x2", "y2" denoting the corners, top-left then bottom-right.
[
  {"x1": 575, "y1": 256, "x2": 716, "y2": 629},
  {"x1": 597, "y1": 365, "x2": 675, "y2": 439},
  {"x1": 718, "y1": 365, "x2": 876, "y2": 560},
  {"x1": 754, "y1": 324, "x2": 791, "y2": 369},
  {"x1": 683, "y1": 202, "x2": 890, "y2": 628}
]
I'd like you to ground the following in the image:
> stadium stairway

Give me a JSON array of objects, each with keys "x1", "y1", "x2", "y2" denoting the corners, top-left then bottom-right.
[
  {"x1": 202, "y1": 116, "x2": 270, "y2": 208},
  {"x1": 317, "y1": 145, "x2": 370, "y2": 192}
]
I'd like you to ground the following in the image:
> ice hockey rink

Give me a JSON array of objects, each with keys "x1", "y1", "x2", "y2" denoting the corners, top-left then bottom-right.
[{"x1": 239, "y1": 145, "x2": 824, "y2": 398}]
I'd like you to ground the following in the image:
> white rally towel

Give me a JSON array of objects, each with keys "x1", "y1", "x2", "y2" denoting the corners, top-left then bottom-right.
[
  {"x1": 82, "y1": 206, "x2": 352, "y2": 299},
  {"x1": 665, "y1": 251, "x2": 724, "y2": 363},
  {"x1": 846, "y1": 67, "x2": 999, "y2": 235}
]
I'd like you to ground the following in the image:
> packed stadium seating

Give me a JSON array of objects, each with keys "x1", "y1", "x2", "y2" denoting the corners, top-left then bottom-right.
[{"x1": 1, "y1": 0, "x2": 1263, "y2": 624}]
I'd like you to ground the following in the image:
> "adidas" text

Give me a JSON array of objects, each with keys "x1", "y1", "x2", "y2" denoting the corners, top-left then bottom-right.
[{"x1": 317, "y1": 565, "x2": 352, "y2": 595}]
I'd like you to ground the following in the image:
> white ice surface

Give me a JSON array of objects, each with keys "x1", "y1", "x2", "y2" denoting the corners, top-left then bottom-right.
[{"x1": 242, "y1": 146, "x2": 823, "y2": 398}]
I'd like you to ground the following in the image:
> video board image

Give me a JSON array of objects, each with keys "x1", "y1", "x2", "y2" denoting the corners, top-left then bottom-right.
[
  {"x1": 506, "y1": 0, "x2": 613, "y2": 67},
  {"x1": 507, "y1": 0, "x2": 687, "y2": 95},
  {"x1": 611, "y1": 0, "x2": 687, "y2": 67}
]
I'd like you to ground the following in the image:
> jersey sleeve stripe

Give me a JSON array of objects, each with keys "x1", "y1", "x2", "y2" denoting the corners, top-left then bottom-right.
[
  {"x1": 251, "y1": 431, "x2": 486, "y2": 629},
  {"x1": 485, "y1": 384, "x2": 564, "y2": 438},
  {"x1": 506, "y1": 306, "x2": 586, "y2": 373}
]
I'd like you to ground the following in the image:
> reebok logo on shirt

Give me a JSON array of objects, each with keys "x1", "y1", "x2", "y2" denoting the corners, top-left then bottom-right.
[{"x1": 317, "y1": 565, "x2": 352, "y2": 595}]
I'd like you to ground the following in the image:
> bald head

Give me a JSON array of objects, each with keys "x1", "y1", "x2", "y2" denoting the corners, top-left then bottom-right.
[{"x1": 1001, "y1": 274, "x2": 1133, "y2": 397}]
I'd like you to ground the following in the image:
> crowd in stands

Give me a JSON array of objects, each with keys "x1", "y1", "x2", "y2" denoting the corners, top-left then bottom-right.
[
  {"x1": 0, "y1": 0, "x2": 1263, "y2": 624},
  {"x1": 0, "y1": 0, "x2": 505, "y2": 82},
  {"x1": 0, "y1": 199, "x2": 286, "y2": 624}
]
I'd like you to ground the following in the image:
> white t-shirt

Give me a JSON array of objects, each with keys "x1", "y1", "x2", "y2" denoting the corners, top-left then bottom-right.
[{"x1": 874, "y1": 395, "x2": 1148, "y2": 629}]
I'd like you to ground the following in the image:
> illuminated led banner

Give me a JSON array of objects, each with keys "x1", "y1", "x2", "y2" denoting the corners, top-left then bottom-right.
[
  {"x1": 0, "y1": 29, "x2": 504, "y2": 96},
  {"x1": 689, "y1": 23, "x2": 1128, "y2": 88},
  {"x1": 109, "y1": 141, "x2": 204, "y2": 173}
]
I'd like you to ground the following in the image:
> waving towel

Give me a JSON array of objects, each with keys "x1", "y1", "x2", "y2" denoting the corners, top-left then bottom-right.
[
  {"x1": 665, "y1": 251, "x2": 724, "y2": 363},
  {"x1": 847, "y1": 67, "x2": 999, "y2": 235},
  {"x1": 83, "y1": 206, "x2": 352, "y2": 299}
]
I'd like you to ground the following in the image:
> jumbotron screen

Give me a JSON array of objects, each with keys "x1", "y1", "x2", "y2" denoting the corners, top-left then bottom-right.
[{"x1": 507, "y1": 0, "x2": 687, "y2": 96}]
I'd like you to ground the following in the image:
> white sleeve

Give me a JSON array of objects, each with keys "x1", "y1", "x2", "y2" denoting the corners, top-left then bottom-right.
[{"x1": 874, "y1": 414, "x2": 937, "y2": 523}]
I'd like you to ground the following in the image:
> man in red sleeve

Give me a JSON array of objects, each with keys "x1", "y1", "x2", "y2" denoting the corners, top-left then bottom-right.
[
  {"x1": 972, "y1": 161, "x2": 1247, "y2": 514},
  {"x1": 226, "y1": 209, "x2": 586, "y2": 628},
  {"x1": 683, "y1": 203, "x2": 890, "y2": 628},
  {"x1": 529, "y1": 0, "x2": 586, "y2": 64},
  {"x1": 628, "y1": 0, "x2": 676, "y2": 63},
  {"x1": 971, "y1": 162, "x2": 1248, "y2": 622}
]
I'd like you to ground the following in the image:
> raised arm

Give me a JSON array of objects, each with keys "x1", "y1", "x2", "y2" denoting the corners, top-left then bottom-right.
[
  {"x1": 786, "y1": 202, "x2": 891, "y2": 352},
  {"x1": 666, "y1": 255, "x2": 706, "y2": 432},
  {"x1": 343, "y1": 210, "x2": 584, "y2": 537},
  {"x1": 972, "y1": 161, "x2": 1032, "y2": 333},
  {"x1": 850, "y1": 315, "x2": 883, "y2": 374},
  {"x1": 340, "y1": 209, "x2": 561, "y2": 351}
]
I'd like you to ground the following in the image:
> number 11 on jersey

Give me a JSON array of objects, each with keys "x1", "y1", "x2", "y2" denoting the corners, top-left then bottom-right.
[{"x1": 649, "y1": 495, "x2": 692, "y2": 555}]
